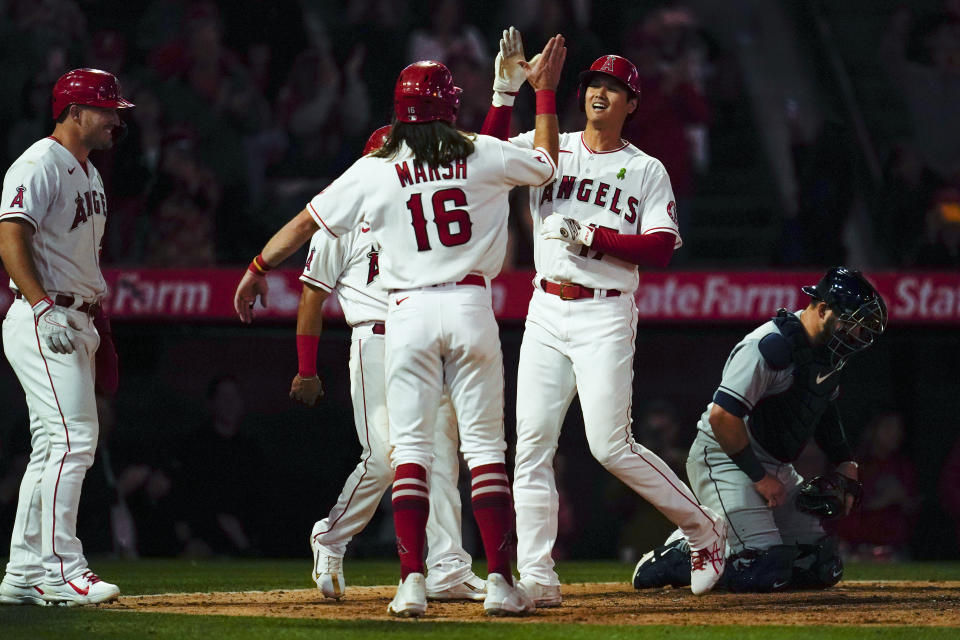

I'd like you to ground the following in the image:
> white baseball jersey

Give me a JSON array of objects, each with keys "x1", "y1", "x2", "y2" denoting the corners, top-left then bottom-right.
[
  {"x1": 509, "y1": 130, "x2": 680, "y2": 294},
  {"x1": 300, "y1": 225, "x2": 386, "y2": 326},
  {"x1": 306, "y1": 135, "x2": 555, "y2": 289},
  {"x1": 1, "y1": 137, "x2": 108, "y2": 300}
]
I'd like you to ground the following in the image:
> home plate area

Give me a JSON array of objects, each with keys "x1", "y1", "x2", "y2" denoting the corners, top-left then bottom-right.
[{"x1": 104, "y1": 581, "x2": 960, "y2": 625}]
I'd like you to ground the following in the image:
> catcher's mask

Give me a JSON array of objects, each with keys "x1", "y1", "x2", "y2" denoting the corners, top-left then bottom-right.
[{"x1": 802, "y1": 267, "x2": 887, "y2": 368}]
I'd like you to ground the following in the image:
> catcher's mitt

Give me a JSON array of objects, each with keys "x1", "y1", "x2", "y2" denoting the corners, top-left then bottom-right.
[{"x1": 795, "y1": 472, "x2": 863, "y2": 519}]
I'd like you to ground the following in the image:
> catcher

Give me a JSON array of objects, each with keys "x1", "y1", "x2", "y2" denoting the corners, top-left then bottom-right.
[{"x1": 632, "y1": 267, "x2": 886, "y2": 592}]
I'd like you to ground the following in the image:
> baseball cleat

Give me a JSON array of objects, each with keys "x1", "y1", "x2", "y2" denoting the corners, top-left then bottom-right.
[
  {"x1": 41, "y1": 570, "x2": 119, "y2": 606},
  {"x1": 0, "y1": 579, "x2": 49, "y2": 606},
  {"x1": 426, "y1": 573, "x2": 486, "y2": 601},
  {"x1": 310, "y1": 537, "x2": 345, "y2": 600},
  {"x1": 690, "y1": 518, "x2": 727, "y2": 596},
  {"x1": 483, "y1": 573, "x2": 534, "y2": 617},
  {"x1": 387, "y1": 573, "x2": 427, "y2": 618},
  {"x1": 516, "y1": 576, "x2": 562, "y2": 608}
]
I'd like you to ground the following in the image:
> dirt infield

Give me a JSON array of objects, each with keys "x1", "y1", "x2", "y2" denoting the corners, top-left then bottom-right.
[{"x1": 105, "y1": 581, "x2": 960, "y2": 625}]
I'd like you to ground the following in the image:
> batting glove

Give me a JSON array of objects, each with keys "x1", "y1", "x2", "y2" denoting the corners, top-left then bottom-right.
[
  {"x1": 290, "y1": 374, "x2": 325, "y2": 407},
  {"x1": 540, "y1": 214, "x2": 595, "y2": 247},
  {"x1": 33, "y1": 297, "x2": 78, "y2": 354},
  {"x1": 493, "y1": 26, "x2": 530, "y2": 106}
]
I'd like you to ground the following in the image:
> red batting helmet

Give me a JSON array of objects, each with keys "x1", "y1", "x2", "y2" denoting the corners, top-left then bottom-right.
[
  {"x1": 363, "y1": 125, "x2": 391, "y2": 155},
  {"x1": 577, "y1": 55, "x2": 641, "y2": 112},
  {"x1": 393, "y1": 61, "x2": 462, "y2": 124},
  {"x1": 51, "y1": 68, "x2": 134, "y2": 119}
]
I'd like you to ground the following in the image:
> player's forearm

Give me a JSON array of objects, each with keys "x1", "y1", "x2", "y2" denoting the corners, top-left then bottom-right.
[
  {"x1": 710, "y1": 407, "x2": 750, "y2": 456},
  {"x1": 260, "y1": 208, "x2": 318, "y2": 267},
  {"x1": 589, "y1": 229, "x2": 675, "y2": 267},
  {"x1": 533, "y1": 112, "x2": 559, "y2": 165},
  {"x1": 296, "y1": 284, "x2": 328, "y2": 336},
  {"x1": 481, "y1": 104, "x2": 512, "y2": 140},
  {"x1": 296, "y1": 284, "x2": 329, "y2": 378},
  {"x1": 710, "y1": 404, "x2": 766, "y2": 482},
  {"x1": 0, "y1": 221, "x2": 47, "y2": 304}
]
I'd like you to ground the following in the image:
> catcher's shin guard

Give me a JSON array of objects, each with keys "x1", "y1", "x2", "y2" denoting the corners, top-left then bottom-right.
[
  {"x1": 632, "y1": 537, "x2": 692, "y2": 589},
  {"x1": 722, "y1": 544, "x2": 796, "y2": 592},
  {"x1": 792, "y1": 536, "x2": 843, "y2": 589}
]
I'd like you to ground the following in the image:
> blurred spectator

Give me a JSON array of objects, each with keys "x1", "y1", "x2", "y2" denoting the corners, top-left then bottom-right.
[
  {"x1": 786, "y1": 118, "x2": 856, "y2": 265},
  {"x1": 620, "y1": 7, "x2": 712, "y2": 257},
  {"x1": 835, "y1": 412, "x2": 920, "y2": 561},
  {"x1": 940, "y1": 432, "x2": 960, "y2": 553},
  {"x1": 137, "y1": 126, "x2": 219, "y2": 266},
  {"x1": 172, "y1": 375, "x2": 263, "y2": 557},
  {"x1": 446, "y1": 53, "x2": 491, "y2": 133},
  {"x1": 635, "y1": 400, "x2": 688, "y2": 476},
  {"x1": 274, "y1": 44, "x2": 370, "y2": 176},
  {"x1": 881, "y1": 5, "x2": 960, "y2": 185},
  {"x1": 407, "y1": 0, "x2": 486, "y2": 65},
  {"x1": 910, "y1": 187, "x2": 960, "y2": 268},
  {"x1": 876, "y1": 143, "x2": 940, "y2": 265}
]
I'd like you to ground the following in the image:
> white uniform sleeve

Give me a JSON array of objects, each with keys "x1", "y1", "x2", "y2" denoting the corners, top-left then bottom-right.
[
  {"x1": 306, "y1": 159, "x2": 368, "y2": 239},
  {"x1": 507, "y1": 129, "x2": 536, "y2": 149},
  {"x1": 715, "y1": 340, "x2": 781, "y2": 414},
  {"x1": 498, "y1": 139, "x2": 556, "y2": 187},
  {"x1": 1, "y1": 159, "x2": 56, "y2": 231},
  {"x1": 300, "y1": 230, "x2": 348, "y2": 293},
  {"x1": 637, "y1": 161, "x2": 682, "y2": 248}
]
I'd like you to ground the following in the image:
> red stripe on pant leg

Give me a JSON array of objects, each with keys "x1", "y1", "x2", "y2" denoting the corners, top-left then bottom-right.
[
  {"x1": 34, "y1": 321, "x2": 72, "y2": 582},
  {"x1": 392, "y1": 463, "x2": 428, "y2": 580},
  {"x1": 470, "y1": 463, "x2": 514, "y2": 583}
]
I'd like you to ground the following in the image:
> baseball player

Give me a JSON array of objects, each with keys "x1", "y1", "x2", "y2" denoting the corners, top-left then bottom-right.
[
  {"x1": 292, "y1": 40, "x2": 564, "y2": 617},
  {"x1": 0, "y1": 69, "x2": 132, "y2": 606},
  {"x1": 480, "y1": 30, "x2": 727, "y2": 603},
  {"x1": 280, "y1": 126, "x2": 486, "y2": 602},
  {"x1": 632, "y1": 267, "x2": 886, "y2": 592}
]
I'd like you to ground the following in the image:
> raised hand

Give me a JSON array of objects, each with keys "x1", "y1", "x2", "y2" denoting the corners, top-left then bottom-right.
[
  {"x1": 519, "y1": 34, "x2": 566, "y2": 92},
  {"x1": 494, "y1": 26, "x2": 528, "y2": 94}
]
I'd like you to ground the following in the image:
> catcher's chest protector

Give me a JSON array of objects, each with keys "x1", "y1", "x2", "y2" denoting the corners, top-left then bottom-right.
[{"x1": 748, "y1": 310, "x2": 841, "y2": 462}]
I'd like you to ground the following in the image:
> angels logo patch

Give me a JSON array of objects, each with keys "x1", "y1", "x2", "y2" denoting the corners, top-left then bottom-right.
[
  {"x1": 305, "y1": 247, "x2": 316, "y2": 270},
  {"x1": 9, "y1": 185, "x2": 25, "y2": 208},
  {"x1": 667, "y1": 200, "x2": 678, "y2": 224}
]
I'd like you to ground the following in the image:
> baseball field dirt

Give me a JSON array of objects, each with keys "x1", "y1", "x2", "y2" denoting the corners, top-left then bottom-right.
[{"x1": 105, "y1": 581, "x2": 960, "y2": 625}]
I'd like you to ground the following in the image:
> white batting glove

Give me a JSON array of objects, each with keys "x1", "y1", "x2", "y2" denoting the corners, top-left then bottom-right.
[
  {"x1": 33, "y1": 297, "x2": 78, "y2": 354},
  {"x1": 493, "y1": 26, "x2": 527, "y2": 107},
  {"x1": 540, "y1": 214, "x2": 595, "y2": 247}
]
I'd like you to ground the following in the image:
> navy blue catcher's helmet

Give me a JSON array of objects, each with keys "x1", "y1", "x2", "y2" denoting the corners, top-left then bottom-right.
[{"x1": 802, "y1": 267, "x2": 888, "y2": 368}]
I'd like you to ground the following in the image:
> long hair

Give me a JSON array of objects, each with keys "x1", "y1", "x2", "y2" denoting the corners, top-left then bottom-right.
[{"x1": 371, "y1": 118, "x2": 476, "y2": 168}]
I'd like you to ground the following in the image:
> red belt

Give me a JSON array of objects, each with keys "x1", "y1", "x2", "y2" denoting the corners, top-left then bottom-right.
[
  {"x1": 372, "y1": 322, "x2": 385, "y2": 335},
  {"x1": 540, "y1": 279, "x2": 621, "y2": 301},
  {"x1": 14, "y1": 291, "x2": 100, "y2": 316},
  {"x1": 433, "y1": 274, "x2": 486, "y2": 288}
]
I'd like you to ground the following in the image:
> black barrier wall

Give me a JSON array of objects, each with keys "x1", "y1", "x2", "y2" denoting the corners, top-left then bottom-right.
[{"x1": 1, "y1": 323, "x2": 958, "y2": 560}]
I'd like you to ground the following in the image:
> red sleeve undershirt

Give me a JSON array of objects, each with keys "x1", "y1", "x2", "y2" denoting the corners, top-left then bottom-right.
[
  {"x1": 589, "y1": 229, "x2": 675, "y2": 268},
  {"x1": 481, "y1": 104, "x2": 512, "y2": 140}
]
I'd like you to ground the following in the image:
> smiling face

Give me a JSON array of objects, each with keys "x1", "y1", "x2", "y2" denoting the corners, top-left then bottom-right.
[
  {"x1": 584, "y1": 75, "x2": 637, "y2": 128},
  {"x1": 73, "y1": 105, "x2": 121, "y2": 150}
]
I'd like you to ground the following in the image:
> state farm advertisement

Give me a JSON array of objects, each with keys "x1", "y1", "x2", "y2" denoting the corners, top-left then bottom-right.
[{"x1": 0, "y1": 269, "x2": 957, "y2": 325}]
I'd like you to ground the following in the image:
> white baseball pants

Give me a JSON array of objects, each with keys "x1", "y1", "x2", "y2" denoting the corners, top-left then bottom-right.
[
  {"x1": 310, "y1": 326, "x2": 473, "y2": 582},
  {"x1": 513, "y1": 289, "x2": 720, "y2": 586},
  {"x1": 3, "y1": 298, "x2": 100, "y2": 586}
]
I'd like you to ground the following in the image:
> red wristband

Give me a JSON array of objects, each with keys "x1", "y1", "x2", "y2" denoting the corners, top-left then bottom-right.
[
  {"x1": 535, "y1": 90, "x2": 556, "y2": 115},
  {"x1": 247, "y1": 253, "x2": 272, "y2": 276},
  {"x1": 296, "y1": 334, "x2": 320, "y2": 377}
]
